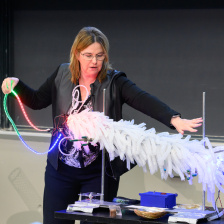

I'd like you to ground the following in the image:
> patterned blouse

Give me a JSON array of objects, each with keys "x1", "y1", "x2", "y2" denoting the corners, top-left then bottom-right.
[{"x1": 59, "y1": 88, "x2": 101, "y2": 168}]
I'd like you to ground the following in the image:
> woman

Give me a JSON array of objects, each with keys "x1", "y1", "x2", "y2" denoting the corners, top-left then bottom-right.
[{"x1": 1, "y1": 27, "x2": 202, "y2": 224}]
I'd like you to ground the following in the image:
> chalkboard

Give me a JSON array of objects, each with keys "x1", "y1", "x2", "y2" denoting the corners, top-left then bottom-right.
[{"x1": 11, "y1": 9, "x2": 224, "y2": 137}]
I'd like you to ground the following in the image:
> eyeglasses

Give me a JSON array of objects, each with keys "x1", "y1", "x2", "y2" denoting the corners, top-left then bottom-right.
[{"x1": 80, "y1": 53, "x2": 105, "y2": 61}]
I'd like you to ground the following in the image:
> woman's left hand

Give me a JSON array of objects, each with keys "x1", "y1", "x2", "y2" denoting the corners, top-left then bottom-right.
[{"x1": 170, "y1": 116, "x2": 203, "y2": 135}]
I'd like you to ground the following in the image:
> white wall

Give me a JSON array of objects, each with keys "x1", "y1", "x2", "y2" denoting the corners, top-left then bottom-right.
[
  {"x1": 0, "y1": 132, "x2": 222, "y2": 224},
  {"x1": 0, "y1": 133, "x2": 47, "y2": 224}
]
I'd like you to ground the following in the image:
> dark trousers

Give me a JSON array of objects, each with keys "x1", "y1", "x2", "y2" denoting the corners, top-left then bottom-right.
[{"x1": 43, "y1": 155, "x2": 120, "y2": 224}]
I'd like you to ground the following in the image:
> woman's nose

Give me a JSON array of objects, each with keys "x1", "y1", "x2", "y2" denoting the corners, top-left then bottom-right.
[{"x1": 92, "y1": 56, "x2": 97, "y2": 63}]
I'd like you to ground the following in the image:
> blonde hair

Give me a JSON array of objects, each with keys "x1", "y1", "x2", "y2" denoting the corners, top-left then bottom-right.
[{"x1": 69, "y1": 27, "x2": 112, "y2": 84}]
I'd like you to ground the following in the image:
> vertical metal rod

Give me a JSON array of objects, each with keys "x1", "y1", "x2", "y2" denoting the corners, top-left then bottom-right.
[
  {"x1": 202, "y1": 92, "x2": 206, "y2": 210},
  {"x1": 100, "y1": 89, "x2": 106, "y2": 202}
]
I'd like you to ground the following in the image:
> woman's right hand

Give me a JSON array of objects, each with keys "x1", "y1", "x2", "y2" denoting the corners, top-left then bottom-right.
[{"x1": 1, "y1": 77, "x2": 19, "y2": 94}]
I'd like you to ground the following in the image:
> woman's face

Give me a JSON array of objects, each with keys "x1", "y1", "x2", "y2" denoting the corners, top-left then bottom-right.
[{"x1": 77, "y1": 42, "x2": 105, "y2": 79}]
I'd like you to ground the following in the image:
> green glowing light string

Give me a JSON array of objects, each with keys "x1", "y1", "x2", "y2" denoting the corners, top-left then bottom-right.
[{"x1": 3, "y1": 85, "x2": 62, "y2": 155}]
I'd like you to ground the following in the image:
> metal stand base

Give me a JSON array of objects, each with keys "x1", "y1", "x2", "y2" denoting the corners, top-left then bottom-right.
[
  {"x1": 168, "y1": 209, "x2": 217, "y2": 224},
  {"x1": 66, "y1": 196, "x2": 121, "y2": 214}
]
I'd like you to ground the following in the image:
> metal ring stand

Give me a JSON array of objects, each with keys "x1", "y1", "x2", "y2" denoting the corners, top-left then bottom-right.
[
  {"x1": 100, "y1": 88, "x2": 106, "y2": 202},
  {"x1": 74, "y1": 89, "x2": 120, "y2": 209},
  {"x1": 202, "y1": 92, "x2": 206, "y2": 211}
]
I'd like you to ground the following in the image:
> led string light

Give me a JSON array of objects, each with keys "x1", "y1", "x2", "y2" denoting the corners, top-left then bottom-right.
[
  {"x1": 2, "y1": 84, "x2": 94, "y2": 155},
  {"x1": 12, "y1": 89, "x2": 50, "y2": 132},
  {"x1": 3, "y1": 83, "x2": 61, "y2": 154}
]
